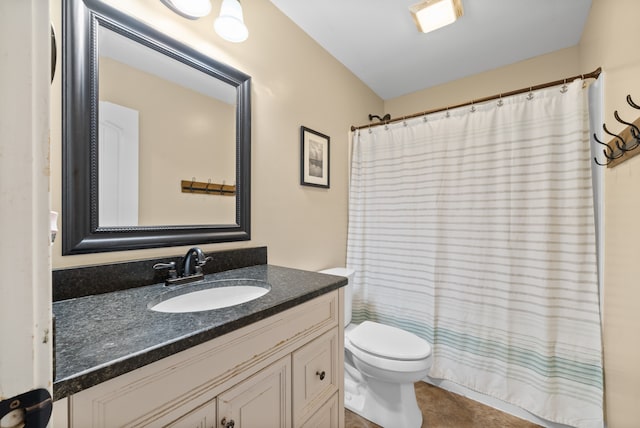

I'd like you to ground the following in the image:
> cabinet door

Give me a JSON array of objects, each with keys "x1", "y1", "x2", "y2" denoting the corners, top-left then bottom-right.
[
  {"x1": 299, "y1": 393, "x2": 339, "y2": 428},
  {"x1": 217, "y1": 356, "x2": 291, "y2": 428},
  {"x1": 292, "y1": 329, "x2": 339, "y2": 425},
  {"x1": 163, "y1": 399, "x2": 217, "y2": 428}
]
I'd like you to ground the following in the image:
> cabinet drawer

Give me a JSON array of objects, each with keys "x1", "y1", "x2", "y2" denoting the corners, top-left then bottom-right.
[{"x1": 292, "y1": 328, "x2": 339, "y2": 425}]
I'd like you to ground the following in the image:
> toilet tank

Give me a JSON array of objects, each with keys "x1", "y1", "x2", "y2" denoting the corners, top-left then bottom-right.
[{"x1": 319, "y1": 267, "x2": 354, "y2": 326}]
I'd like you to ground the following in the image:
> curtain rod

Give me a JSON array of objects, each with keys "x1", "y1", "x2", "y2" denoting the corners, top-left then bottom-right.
[{"x1": 351, "y1": 67, "x2": 602, "y2": 131}]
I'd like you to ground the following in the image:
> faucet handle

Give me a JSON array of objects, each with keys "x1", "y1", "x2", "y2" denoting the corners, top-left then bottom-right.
[
  {"x1": 153, "y1": 261, "x2": 178, "y2": 279},
  {"x1": 194, "y1": 256, "x2": 212, "y2": 275}
]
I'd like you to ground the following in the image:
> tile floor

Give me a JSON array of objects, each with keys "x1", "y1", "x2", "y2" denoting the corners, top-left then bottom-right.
[{"x1": 345, "y1": 382, "x2": 542, "y2": 428}]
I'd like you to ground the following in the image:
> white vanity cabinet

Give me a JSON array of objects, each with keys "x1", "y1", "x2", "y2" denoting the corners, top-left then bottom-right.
[{"x1": 57, "y1": 289, "x2": 344, "y2": 428}]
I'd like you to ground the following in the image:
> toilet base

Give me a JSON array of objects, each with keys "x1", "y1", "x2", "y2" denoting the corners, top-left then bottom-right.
[{"x1": 344, "y1": 367, "x2": 423, "y2": 428}]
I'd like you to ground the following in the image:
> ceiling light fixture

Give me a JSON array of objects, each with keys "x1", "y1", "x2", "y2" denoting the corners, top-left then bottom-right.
[
  {"x1": 161, "y1": 0, "x2": 212, "y2": 20},
  {"x1": 409, "y1": 0, "x2": 464, "y2": 34},
  {"x1": 214, "y1": 0, "x2": 249, "y2": 43}
]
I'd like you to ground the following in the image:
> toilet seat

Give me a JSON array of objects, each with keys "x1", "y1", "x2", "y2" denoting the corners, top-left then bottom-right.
[
  {"x1": 346, "y1": 321, "x2": 431, "y2": 373},
  {"x1": 349, "y1": 321, "x2": 431, "y2": 360}
]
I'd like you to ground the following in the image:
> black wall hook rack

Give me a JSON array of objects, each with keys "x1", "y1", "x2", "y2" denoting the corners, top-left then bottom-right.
[{"x1": 594, "y1": 94, "x2": 640, "y2": 167}]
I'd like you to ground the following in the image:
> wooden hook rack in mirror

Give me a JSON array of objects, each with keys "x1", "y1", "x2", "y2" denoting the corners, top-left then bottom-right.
[{"x1": 181, "y1": 179, "x2": 236, "y2": 196}]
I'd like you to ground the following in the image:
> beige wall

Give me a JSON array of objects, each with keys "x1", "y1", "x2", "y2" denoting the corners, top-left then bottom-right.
[
  {"x1": 51, "y1": 0, "x2": 382, "y2": 269},
  {"x1": 579, "y1": 0, "x2": 640, "y2": 426},
  {"x1": 100, "y1": 57, "x2": 236, "y2": 226},
  {"x1": 384, "y1": 46, "x2": 582, "y2": 117}
]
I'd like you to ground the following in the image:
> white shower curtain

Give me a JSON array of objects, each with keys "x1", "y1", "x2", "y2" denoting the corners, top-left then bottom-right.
[{"x1": 347, "y1": 80, "x2": 603, "y2": 427}]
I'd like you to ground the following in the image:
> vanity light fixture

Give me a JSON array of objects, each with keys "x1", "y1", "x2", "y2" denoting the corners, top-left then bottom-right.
[
  {"x1": 409, "y1": 0, "x2": 464, "y2": 34},
  {"x1": 161, "y1": 0, "x2": 212, "y2": 20},
  {"x1": 214, "y1": 0, "x2": 249, "y2": 43}
]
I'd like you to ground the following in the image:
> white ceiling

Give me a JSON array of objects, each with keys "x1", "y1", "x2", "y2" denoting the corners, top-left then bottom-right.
[{"x1": 269, "y1": 0, "x2": 592, "y2": 100}]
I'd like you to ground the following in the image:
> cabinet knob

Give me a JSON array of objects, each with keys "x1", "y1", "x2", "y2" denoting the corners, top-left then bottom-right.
[
  {"x1": 221, "y1": 417, "x2": 235, "y2": 427},
  {"x1": 316, "y1": 370, "x2": 326, "y2": 381}
]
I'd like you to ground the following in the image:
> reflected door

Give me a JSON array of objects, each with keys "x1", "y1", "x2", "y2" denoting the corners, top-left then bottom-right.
[{"x1": 98, "y1": 101, "x2": 139, "y2": 226}]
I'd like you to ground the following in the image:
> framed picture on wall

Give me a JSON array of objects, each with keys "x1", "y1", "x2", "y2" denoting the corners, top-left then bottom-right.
[{"x1": 300, "y1": 126, "x2": 330, "y2": 188}]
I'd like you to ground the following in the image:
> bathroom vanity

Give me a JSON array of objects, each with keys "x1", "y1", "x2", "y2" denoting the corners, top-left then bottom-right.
[
  {"x1": 54, "y1": 0, "x2": 347, "y2": 424},
  {"x1": 52, "y1": 263, "x2": 346, "y2": 427}
]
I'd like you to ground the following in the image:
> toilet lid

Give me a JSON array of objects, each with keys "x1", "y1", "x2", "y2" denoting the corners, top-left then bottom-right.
[{"x1": 348, "y1": 321, "x2": 431, "y2": 360}]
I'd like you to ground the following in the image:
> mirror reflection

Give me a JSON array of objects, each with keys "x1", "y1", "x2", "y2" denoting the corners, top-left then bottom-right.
[
  {"x1": 62, "y1": 0, "x2": 251, "y2": 255},
  {"x1": 98, "y1": 27, "x2": 236, "y2": 227}
]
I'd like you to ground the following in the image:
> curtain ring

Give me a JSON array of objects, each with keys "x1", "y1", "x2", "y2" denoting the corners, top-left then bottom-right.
[
  {"x1": 527, "y1": 87, "x2": 534, "y2": 100},
  {"x1": 446, "y1": 107, "x2": 450, "y2": 118},
  {"x1": 422, "y1": 115, "x2": 428, "y2": 122},
  {"x1": 205, "y1": 178, "x2": 212, "y2": 194},
  {"x1": 497, "y1": 94, "x2": 504, "y2": 107},
  {"x1": 403, "y1": 116, "x2": 407, "y2": 126},
  {"x1": 470, "y1": 100, "x2": 476, "y2": 113},
  {"x1": 561, "y1": 78, "x2": 568, "y2": 93},
  {"x1": 190, "y1": 177, "x2": 196, "y2": 192}
]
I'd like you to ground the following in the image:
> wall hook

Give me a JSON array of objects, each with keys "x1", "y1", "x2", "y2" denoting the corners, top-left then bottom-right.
[
  {"x1": 603, "y1": 123, "x2": 628, "y2": 152},
  {"x1": 627, "y1": 94, "x2": 640, "y2": 110},
  {"x1": 593, "y1": 133, "x2": 620, "y2": 160},
  {"x1": 589, "y1": 94, "x2": 640, "y2": 167},
  {"x1": 614, "y1": 110, "x2": 640, "y2": 143}
]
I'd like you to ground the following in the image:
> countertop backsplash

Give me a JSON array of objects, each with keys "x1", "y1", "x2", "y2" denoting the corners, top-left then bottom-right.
[{"x1": 52, "y1": 246, "x2": 267, "y2": 301}]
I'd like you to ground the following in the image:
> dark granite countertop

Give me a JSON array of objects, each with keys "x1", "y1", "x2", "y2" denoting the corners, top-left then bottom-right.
[{"x1": 52, "y1": 264, "x2": 346, "y2": 400}]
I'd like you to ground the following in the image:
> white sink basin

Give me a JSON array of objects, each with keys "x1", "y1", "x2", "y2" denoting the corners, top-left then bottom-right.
[{"x1": 149, "y1": 279, "x2": 270, "y2": 313}]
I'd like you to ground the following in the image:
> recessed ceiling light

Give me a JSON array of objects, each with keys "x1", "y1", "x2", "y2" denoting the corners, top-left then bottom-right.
[{"x1": 409, "y1": 0, "x2": 464, "y2": 34}]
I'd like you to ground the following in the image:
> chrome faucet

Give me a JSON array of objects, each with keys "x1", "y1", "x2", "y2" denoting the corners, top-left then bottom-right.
[{"x1": 153, "y1": 247, "x2": 212, "y2": 286}]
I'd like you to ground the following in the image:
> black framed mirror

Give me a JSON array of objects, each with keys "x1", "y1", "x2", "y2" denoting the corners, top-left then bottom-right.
[{"x1": 62, "y1": 0, "x2": 251, "y2": 255}]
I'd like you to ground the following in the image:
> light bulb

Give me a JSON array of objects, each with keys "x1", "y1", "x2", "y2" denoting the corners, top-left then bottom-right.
[{"x1": 214, "y1": 0, "x2": 249, "y2": 43}]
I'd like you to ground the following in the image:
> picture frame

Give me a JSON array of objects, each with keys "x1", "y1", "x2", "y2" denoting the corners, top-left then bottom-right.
[{"x1": 300, "y1": 126, "x2": 330, "y2": 188}]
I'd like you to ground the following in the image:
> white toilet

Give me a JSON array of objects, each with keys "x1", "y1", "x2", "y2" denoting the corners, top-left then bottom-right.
[{"x1": 319, "y1": 268, "x2": 431, "y2": 428}]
